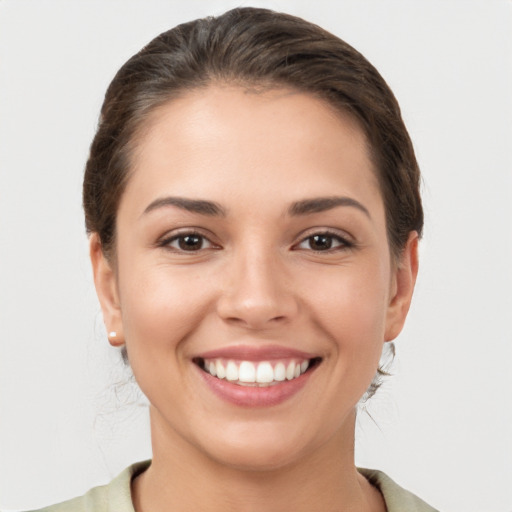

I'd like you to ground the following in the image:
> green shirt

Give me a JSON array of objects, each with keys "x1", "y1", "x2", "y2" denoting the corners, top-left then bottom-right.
[{"x1": 29, "y1": 460, "x2": 438, "y2": 512}]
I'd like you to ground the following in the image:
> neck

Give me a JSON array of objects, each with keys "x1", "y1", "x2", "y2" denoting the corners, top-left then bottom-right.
[{"x1": 132, "y1": 406, "x2": 384, "y2": 512}]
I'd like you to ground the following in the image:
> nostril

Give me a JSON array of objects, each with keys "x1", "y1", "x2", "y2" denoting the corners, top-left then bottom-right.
[{"x1": 222, "y1": 314, "x2": 288, "y2": 329}]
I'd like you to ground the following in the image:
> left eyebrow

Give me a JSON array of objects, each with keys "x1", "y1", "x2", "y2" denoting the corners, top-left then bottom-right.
[
  {"x1": 288, "y1": 196, "x2": 371, "y2": 218},
  {"x1": 142, "y1": 196, "x2": 227, "y2": 217}
]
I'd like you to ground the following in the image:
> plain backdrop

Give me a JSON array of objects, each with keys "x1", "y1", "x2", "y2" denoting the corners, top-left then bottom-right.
[{"x1": 1, "y1": 1, "x2": 511, "y2": 511}]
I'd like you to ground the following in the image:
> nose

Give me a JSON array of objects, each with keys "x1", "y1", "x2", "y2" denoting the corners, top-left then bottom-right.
[{"x1": 216, "y1": 247, "x2": 299, "y2": 330}]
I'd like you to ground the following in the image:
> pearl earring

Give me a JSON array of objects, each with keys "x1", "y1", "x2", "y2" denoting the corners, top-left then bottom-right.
[{"x1": 108, "y1": 330, "x2": 124, "y2": 347}]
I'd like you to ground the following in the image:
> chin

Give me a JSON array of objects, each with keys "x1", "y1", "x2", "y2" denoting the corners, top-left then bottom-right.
[
  {"x1": 205, "y1": 439, "x2": 306, "y2": 473},
  {"x1": 193, "y1": 417, "x2": 335, "y2": 474}
]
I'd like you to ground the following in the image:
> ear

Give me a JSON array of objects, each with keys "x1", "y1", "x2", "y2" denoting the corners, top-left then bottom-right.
[
  {"x1": 384, "y1": 231, "x2": 419, "y2": 342},
  {"x1": 89, "y1": 233, "x2": 124, "y2": 346}
]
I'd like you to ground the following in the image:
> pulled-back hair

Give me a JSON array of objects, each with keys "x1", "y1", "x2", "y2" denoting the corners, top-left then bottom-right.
[{"x1": 83, "y1": 7, "x2": 422, "y2": 261}]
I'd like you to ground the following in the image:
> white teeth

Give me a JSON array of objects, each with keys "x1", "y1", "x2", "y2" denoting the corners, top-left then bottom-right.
[
  {"x1": 226, "y1": 361, "x2": 239, "y2": 381},
  {"x1": 203, "y1": 358, "x2": 314, "y2": 385},
  {"x1": 216, "y1": 360, "x2": 226, "y2": 379},
  {"x1": 286, "y1": 362, "x2": 295, "y2": 380},
  {"x1": 238, "y1": 361, "x2": 256, "y2": 383},
  {"x1": 256, "y1": 362, "x2": 274, "y2": 383},
  {"x1": 274, "y1": 362, "x2": 286, "y2": 381}
]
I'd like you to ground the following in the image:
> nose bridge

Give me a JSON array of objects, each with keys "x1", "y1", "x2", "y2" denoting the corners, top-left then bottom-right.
[{"x1": 217, "y1": 239, "x2": 296, "y2": 328}]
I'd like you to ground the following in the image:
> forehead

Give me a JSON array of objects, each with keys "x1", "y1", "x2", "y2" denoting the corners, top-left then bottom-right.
[
  {"x1": 123, "y1": 85, "x2": 382, "y2": 217},
  {"x1": 137, "y1": 85, "x2": 368, "y2": 157}
]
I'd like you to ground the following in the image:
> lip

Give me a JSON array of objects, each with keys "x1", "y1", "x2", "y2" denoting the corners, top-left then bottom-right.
[
  {"x1": 193, "y1": 344, "x2": 321, "y2": 407},
  {"x1": 195, "y1": 344, "x2": 319, "y2": 362},
  {"x1": 196, "y1": 364, "x2": 317, "y2": 407}
]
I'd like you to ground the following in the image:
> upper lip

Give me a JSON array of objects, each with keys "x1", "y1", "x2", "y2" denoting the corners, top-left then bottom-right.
[{"x1": 194, "y1": 344, "x2": 320, "y2": 361}]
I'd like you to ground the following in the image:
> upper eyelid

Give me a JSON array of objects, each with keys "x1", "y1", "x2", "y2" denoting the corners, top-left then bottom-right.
[
  {"x1": 156, "y1": 226, "x2": 354, "y2": 247},
  {"x1": 155, "y1": 232, "x2": 216, "y2": 254},
  {"x1": 292, "y1": 229, "x2": 356, "y2": 252},
  {"x1": 158, "y1": 227, "x2": 216, "y2": 243},
  {"x1": 159, "y1": 232, "x2": 220, "y2": 253},
  {"x1": 295, "y1": 227, "x2": 354, "y2": 243}
]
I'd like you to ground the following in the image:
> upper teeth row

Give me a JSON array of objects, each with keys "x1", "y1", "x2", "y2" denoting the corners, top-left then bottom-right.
[{"x1": 204, "y1": 359, "x2": 310, "y2": 384}]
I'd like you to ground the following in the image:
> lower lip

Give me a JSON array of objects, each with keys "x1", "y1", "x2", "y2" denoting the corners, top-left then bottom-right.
[{"x1": 196, "y1": 365, "x2": 316, "y2": 407}]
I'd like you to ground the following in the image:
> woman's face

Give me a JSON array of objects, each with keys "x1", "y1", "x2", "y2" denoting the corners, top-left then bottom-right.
[{"x1": 92, "y1": 85, "x2": 417, "y2": 470}]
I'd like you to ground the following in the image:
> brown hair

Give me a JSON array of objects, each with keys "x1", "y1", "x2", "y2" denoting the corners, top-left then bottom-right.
[{"x1": 83, "y1": 6, "x2": 423, "y2": 261}]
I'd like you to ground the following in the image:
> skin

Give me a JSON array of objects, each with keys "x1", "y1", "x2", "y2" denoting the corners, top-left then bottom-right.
[{"x1": 91, "y1": 85, "x2": 418, "y2": 512}]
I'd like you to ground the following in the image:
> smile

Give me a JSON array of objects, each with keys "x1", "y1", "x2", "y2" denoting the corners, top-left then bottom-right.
[{"x1": 196, "y1": 358, "x2": 320, "y2": 387}]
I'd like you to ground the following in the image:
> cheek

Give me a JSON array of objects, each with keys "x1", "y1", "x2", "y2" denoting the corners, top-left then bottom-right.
[
  {"x1": 117, "y1": 263, "x2": 214, "y2": 357},
  {"x1": 115, "y1": 264, "x2": 218, "y2": 408},
  {"x1": 306, "y1": 258, "x2": 391, "y2": 356}
]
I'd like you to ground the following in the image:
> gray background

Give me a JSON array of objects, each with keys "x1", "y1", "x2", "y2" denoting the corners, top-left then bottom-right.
[{"x1": 1, "y1": 1, "x2": 511, "y2": 510}]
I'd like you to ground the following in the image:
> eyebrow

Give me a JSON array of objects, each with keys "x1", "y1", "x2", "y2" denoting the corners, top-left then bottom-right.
[
  {"x1": 142, "y1": 196, "x2": 226, "y2": 217},
  {"x1": 288, "y1": 196, "x2": 371, "y2": 218},
  {"x1": 142, "y1": 195, "x2": 369, "y2": 219}
]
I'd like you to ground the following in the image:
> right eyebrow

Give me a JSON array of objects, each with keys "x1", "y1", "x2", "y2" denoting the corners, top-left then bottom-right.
[
  {"x1": 288, "y1": 196, "x2": 371, "y2": 218},
  {"x1": 141, "y1": 196, "x2": 227, "y2": 217}
]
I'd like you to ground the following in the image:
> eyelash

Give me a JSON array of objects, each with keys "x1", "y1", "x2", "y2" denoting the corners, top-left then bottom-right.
[
  {"x1": 158, "y1": 229, "x2": 354, "y2": 254},
  {"x1": 293, "y1": 230, "x2": 354, "y2": 253},
  {"x1": 158, "y1": 230, "x2": 218, "y2": 252}
]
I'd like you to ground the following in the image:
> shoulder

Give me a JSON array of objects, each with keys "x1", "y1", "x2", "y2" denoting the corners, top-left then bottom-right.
[
  {"x1": 26, "y1": 461, "x2": 151, "y2": 512},
  {"x1": 25, "y1": 462, "x2": 436, "y2": 512},
  {"x1": 358, "y1": 468, "x2": 439, "y2": 512}
]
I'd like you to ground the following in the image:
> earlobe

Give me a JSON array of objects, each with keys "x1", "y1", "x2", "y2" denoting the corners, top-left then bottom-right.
[
  {"x1": 89, "y1": 234, "x2": 125, "y2": 346},
  {"x1": 384, "y1": 232, "x2": 419, "y2": 342},
  {"x1": 107, "y1": 330, "x2": 124, "y2": 347}
]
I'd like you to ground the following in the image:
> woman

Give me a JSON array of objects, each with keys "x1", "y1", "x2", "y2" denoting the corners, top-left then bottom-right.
[{"x1": 33, "y1": 7, "x2": 436, "y2": 512}]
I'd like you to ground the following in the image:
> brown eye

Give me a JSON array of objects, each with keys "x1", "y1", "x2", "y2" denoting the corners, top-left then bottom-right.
[
  {"x1": 296, "y1": 232, "x2": 351, "y2": 252},
  {"x1": 178, "y1": 234, "x2": 203, "y2": 250},
  {"x1": 165, "y1": 233, "x2": 214, "y2": 252},
  {"x1": 308, "y1": 234, "x2": 333, "y2": 251}
]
